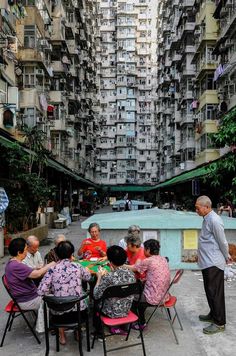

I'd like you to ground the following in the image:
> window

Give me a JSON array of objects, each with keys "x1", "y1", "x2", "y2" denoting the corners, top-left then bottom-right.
[
  {"x1": 110, "y1": 174, "x2": 116, "y2": 179},
  {"x1": 24, "y1": 66, "x2": 35, "y2": 87},
  {"x1": 24, "y1": 107, "x2": 35, "y2": 127},
  {"x1": 24, "y1": 25, "x2": 36, "y2": 48}
]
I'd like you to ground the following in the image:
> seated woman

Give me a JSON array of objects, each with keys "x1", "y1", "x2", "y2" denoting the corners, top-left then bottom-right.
[
  {"x1": 128, "y1": 239, "x2": 171, "y2": 330},
  {"x1": 45, "y1": 234, "x2": 66, "y2": 263},
  {"x1": 5, "y1": 237, "x2": 55, "y2": 314},
  {"x1": 93, "y1": 245, "x2": 136, "y2": 336},
  {"x1": 126, "y1": 235, "x2": 146, "y2": 280},
  {"x1": 119, "y1": 225, "x2": 141, "y2": 250},
  {"x1": 38, "y1": 240, "x2": 91, "y2": 345},
  {"x1": 77, "y1": 222, "x2": 107, "y2": 260}
]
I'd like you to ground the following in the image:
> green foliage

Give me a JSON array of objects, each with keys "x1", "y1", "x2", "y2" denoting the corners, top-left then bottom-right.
[
  {"x1": 205, "y1": 108, "x2": 236, "y2": 203},
  {"x1": 22, "y1": 125, "x2": 51, "y2": 175},
  {"x1": 212, "y1": 108, "x2": 236, "y2": 147},
  {"x1": 1, "y1": 135, "x2": 55, "y2": 232}
]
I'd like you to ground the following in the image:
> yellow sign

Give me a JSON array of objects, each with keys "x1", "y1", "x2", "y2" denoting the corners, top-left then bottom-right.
[{"x1": 183, "y1": 230, "x2": 198, "y2": 250}]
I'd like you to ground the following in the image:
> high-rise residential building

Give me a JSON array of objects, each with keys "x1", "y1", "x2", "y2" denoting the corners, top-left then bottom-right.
[
  {"x1": 193, "y1": 0, "x2": 220, "y2": 166},
  {"x1": 1, "y1": 0, "x2": 99, "y2": 182},
  {"x1": 213, "y1": 0, "x2": 236, "y2": 113},
  {"x1": 155, "y1": 0, "x2": 235, "y2": 184},
  {"x1": 156, "y1": 0, "x2": 197, "y2": 182},
  {"x1": 96, "y1": 0, "x2": 158, "y2": 186},
  {"x1": 1, "y1": 0, "x2": 235, "y2": 193},
  {"x1": 0, "y1": 0, "x2": 19, "y2": 132}
]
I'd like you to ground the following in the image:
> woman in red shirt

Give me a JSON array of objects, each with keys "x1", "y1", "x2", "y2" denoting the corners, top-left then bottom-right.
[
  {"x1": 126, "y1": 235, "x2": 146, "y2": 280},
  {"x1": 77, "y1": 223, "x2": 107, "y2": 260}
]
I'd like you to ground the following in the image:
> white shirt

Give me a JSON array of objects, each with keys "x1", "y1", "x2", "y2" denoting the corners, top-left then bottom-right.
[
  {"x1": 198, "y1": 210, "x2": 229, "y2": 271},
  {"x1": 22, "y1": 251, "x2": 44, "y2": 269}
]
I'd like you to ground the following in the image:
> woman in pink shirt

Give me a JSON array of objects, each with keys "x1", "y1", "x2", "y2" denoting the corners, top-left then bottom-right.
[{"x1": 129, "y1": 239, "x2": 171, "y2": 329}]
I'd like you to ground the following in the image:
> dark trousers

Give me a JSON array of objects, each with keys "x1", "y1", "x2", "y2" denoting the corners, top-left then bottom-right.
[
  {"x1": 132, "y1": 294, "x2": 150, "y2": 325},
  {"x1": 202, "y1": 266, "x2": 226, "y2": 326}
]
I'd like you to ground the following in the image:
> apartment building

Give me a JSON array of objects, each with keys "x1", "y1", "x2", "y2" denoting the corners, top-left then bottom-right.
[
  {"x1": 155, "y1": 0, "x2": 197, "y2": 182},
  {"x1": 213, "y1": 0, "x2": 236, "y2": 112},
  {"x1": 0, "y1": 0, "x2": 99, "y2": 182},
  {"x1": 155, "y1": 0, "x2": 234, "y2": 183},
  {"x1": 193, "y1": 0, "x2": 220, "y2": 166},
  {"x1": 96, "y1": 0, "x2": 158, "y2": 186},
  {"x1": 0, "y1": 0, "x2": 19, "y2": 132}
]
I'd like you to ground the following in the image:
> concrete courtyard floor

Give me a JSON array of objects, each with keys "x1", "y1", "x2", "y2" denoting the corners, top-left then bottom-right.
[{"x1": 0, "y1": 207, "x2": 235, "y2": 356}]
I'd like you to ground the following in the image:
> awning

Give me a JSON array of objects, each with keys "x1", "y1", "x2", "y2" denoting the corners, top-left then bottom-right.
[
  {"x1": 152, "y1": 165, "x2": 212, "y2": 189},
  {"x1": 0, "y1": 133, "x2": 98, "y2": 188},
  {"x1": 106, "y1": 185, "x2": 154, "y2": 192},
  {"x1": 0, "y1": 134, "x2": 19, "y2": 149},
  {"x1": 46, "y1": 158, "x2": 98, "y2": 187}
]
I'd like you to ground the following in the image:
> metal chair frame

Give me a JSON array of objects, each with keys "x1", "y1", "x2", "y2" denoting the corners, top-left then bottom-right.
[
  {"x1": 0, "y1": 274, "x2": 40, "y2": 347},
  {"x1": 145, "y1": 269, "x2": 184, "y2": 344},
  {"x1": 43, "y1": 293, "x2": 90, "y2": 356},
  {"x1": 92, "y1": 282, "x2": 146, "y2": 356}
]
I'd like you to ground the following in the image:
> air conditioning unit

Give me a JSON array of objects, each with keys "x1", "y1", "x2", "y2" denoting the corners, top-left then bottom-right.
[
  {"x1": 35, "y1": 69, "x2": 44, "y2": 76},
  {"x1": 40, "y1": 39, "x2": 49, "y2": 47},
  {"x1": 226, "y1": 0, "x2": 233, "y2": 7},
  {"x1": 225, "y1": 39, "x2": 232, "y2": 47},
  {"x1": 36, "y1": 117, "x2": 45, "y2": 123},
  {"x1": 195, "y1": 29, "x2": 201, "y2": 35},
  {"x1": 60, "y1": 78, "x2": 66, "y2": 83}
]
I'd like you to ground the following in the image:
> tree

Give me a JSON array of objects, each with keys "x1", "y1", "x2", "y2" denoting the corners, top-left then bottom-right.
[
  {"x1": 22, "y1": 125, "x2": 51, "y2": 176},
  {"x1": 205, "y1": 107, "x2": 236, "y2": 203},
  {"x1": 0, "y1": 138, "x2": 55, "y2": 232}
]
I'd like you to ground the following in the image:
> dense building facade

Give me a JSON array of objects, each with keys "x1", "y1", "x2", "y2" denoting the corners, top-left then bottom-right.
[
  {"x1": 155, "y1": 0, "x2": 235, "y2": 184},
  {"x1": 95, "y1": 0, "x2": 158, "y2": 186},
  {"x1": 0, "y1": 0, "x2": 99, "y2": 182},
  {"x1": 213, "y1": 0, "x2": 236, "y2": 112},
  {"x1": 1, "y1": 0, "x2": 235, "y2": 190}
]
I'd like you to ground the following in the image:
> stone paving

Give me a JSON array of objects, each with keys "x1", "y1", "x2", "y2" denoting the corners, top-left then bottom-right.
[{"x1": 0, "y1": 207, "x2": 235, "y2": 356}]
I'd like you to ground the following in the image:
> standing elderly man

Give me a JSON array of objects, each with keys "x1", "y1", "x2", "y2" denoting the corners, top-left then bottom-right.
[
  {"x1": 23, "y1": 235, "x2": 44, "y2": 269},
  {"x1": 195, "y1": 195, "x2": 231, "y2": 335}
]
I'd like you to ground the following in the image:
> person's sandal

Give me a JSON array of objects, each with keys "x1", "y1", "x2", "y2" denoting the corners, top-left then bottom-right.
[
  {"x1": 203, "y1": 323, "x2": 225, "y2": 334},
  {"x1": 131, "y1": 322, "x2": 147, "y2": 331},
  {"x1": 110, "y1": 327, "x2": 128, "y2": 336}
]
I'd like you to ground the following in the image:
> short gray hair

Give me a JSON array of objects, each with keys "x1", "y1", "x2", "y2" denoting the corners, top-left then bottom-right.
[
  {"x1": 26, "y1": 235, "x2": 39, "y2": 246},
  {"x1": 54, "y1": 234, "x2": 66, "y2": 246},
  {"x1": 88, "y1": 222, "x2": 101, "y2": 233},
  {"x1": 126, "y1": 234, "x2": 142, "y2": 247},
  {"x1": 196, "y1": 195, "x2": 212, "y2": 208},
  {"x1": 127, "y1": 225, "x2": 141, "y2": 236}
]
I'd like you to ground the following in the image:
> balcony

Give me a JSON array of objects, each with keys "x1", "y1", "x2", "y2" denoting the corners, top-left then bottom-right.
[
  {"x1": 18, "y1": 48, "x2": 45, "y2": 63},
  {"x1": 19, "y1": 88, "x2": 42, "y2": 112},
  {"x1": 51, "y1": 61, "x2": 66, "y2": 73},
  {"x1": 183, "y1": 22, "x2": 195, "y2": 32},
  {"x1": 198, "y1": 90, "x2": 218, "y2": 110},
  {"x1": 195, "y1": 149, "x2": 220, "y2": 166},
  {"x1": 50, "y1": 119, "x2": 67, "y2": 131},
  {"x1": 202, "y1": 120, "x2": 218, "y2": 134},
  {"x1": 49, "y1": 91, "x2": 66, "y2": 103},
  {"x1": 196, "y1": 61, "x2": 217, "y2": 79},
  {"x1": 180, "y1": 113, "x2": 194, "y2": 125},
  {"x1": 51, "y1": 18, "x2": 66, "y2": 42},
  {"x1": 181, "y1": 137, "x2": 195, "y2": 150}
]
